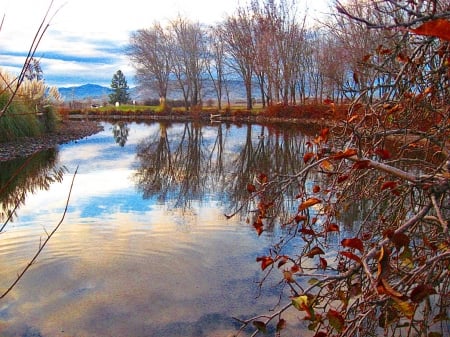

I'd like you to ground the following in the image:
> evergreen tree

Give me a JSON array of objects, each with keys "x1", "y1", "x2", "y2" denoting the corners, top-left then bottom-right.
[{"x1": 109, "y1": 70, "x2": 130, "y2": 104}]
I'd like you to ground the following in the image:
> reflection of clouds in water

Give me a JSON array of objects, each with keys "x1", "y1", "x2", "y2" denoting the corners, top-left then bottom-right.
[
  {"x1": 0, "y1": 122, "x2": 316, "y2": 337},
  {"x1": 0, "y1": 208, "x2": 270, "y2": 337}
]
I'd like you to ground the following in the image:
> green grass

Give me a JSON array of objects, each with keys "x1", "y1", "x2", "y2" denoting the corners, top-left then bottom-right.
[
  {"x1": 0, "y1": 93, "x2": 60, "y2": 142},
  {"x1": 95, "y1": 104, "x2": 157, "y2": 112}
]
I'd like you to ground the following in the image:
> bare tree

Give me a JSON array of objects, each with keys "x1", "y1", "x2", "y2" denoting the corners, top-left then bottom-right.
[
  {"x1": 169, "y1": 17, "x2": 207, "y2": 110},
  {"x1": 221, "y1": 6, "x2": 256, "y2": 110},
  {"x1": 128, "y1": 23, "x2": 172, "y2": 107},
  {"x1": 205, "y1": 26, "x2": 228, "y2": 110}
]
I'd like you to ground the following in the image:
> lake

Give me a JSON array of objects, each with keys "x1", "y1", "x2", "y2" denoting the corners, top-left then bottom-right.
[{"x1": 0, "y1": 120, "x2": 333, "y2": 337}]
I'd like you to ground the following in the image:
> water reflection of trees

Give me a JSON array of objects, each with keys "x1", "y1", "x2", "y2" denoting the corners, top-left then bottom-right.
[
  {"x1": 0, "y1": 149, "x2": 66, "y2": 227},
  {"x1": 112, "y1": 122, "x2": 130, "y2": 147},
  {"x1": 134, "y1": 122, "x2": 323, "y2": 225}
]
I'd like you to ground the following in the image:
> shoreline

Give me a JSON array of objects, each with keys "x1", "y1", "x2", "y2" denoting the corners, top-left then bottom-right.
[{"x1": 0, "y1": 120, "x2": 104, "y2": 162}]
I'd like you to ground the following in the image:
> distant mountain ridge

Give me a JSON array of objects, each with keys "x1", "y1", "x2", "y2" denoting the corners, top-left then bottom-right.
[
  {"x1": 58, "y1": 84, "x2": 112, "y2": 101},
  {"x1": 58, "y1": 80, "x2": 251, "y2": 102}
]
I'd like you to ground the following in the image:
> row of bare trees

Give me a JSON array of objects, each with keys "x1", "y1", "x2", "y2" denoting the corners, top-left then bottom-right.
[
  {"x1": 128, "y1": 0, "x2": 360, "y2": 110},
  {"x1": 130, "y1": 0, "x2": 450, "y2": 111}
]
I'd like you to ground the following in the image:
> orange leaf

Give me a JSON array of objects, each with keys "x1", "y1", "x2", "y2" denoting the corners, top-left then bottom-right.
[
  {"x1": 283, "y1": 270, "x2": 295, "y2": 283},
  {"x1": 347, "y1": 114, "x2": 359, "y2": 123},
  {"x1": 339, "y1": 251, "x2": 362, "y2": 264},
  {"x1": 320, "y1": 160, "x2": 334, "y2": 172},
  {"x1": 313, "y1": 185, "x2": 321, "y2": 193},
  {"x1": 298, "y1": 197, "x2": 321, "y2": 212},
  {"x1": 377, "y1": 245, "x2": 391, "y2": 279},
  {"x1": 303, "y1": 152, "x2": 315, "y2": 163},
  {"x1": 331, "y1": 148, "x2": 357, "y2": 160},
  {"x1": 256, "y1": 256, "x2": 273, "y2": 270},
  {"x1": 306, "y1": 246, "x2": 325, "y2": 258},
  {"x1": 323, "y1": 98, "x2": 334, "y2": 105},
  {"x1": 410, "y1": 18, "x2": 450, "y2": 41},
  {"x1": 377, "y1": 278, "x2": 405, "y2": 298},
  {"x1": 341, "y1": 237, "x2": 364, "y2": 253},
  {"x1": 362, "y1": 54, "x2": 372, "y2": 62},
  {"x1": 396, "y1": 52, "x2": 410, "y2": 63}
]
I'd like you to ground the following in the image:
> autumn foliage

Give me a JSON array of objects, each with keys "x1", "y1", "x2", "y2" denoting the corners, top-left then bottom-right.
[{"x1": 232, "y1": 2, "x2": 449, "y2": 337}]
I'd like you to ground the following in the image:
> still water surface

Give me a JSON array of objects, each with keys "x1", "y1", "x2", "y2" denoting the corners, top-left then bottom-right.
[{"x1": 0, "y1": 121, "x2": 323, "y2": 337}]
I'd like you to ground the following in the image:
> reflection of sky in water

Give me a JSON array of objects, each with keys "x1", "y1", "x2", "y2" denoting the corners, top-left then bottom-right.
[{"x1": 0, "y1": 122, "x2": 311, "y2": 337}]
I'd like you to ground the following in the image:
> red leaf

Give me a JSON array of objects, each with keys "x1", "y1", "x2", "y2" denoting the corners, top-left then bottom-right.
[
  {"x1": 258, "y1": 173, "x2": 268, "y2": 184},
  {"x1": 276, "y1": 318, "x2": 287, "y2": 332},
  {"x1": 319, "y1": 257, "x2": 328, "y2": 269},
  {"x1": 313, "y1": 332, "x2": 327, "y2": 337},
  {"x1": 247, "y1": 183, "x2": 256, "y2": 193},
  {"x1": 253, "y1": 217, "x2": 264, "y2": 236},
  {"x1": 312, "y1": 185, "x2": 321, "y2": 193},
  {"x1": 327, "y1": 309, "x2": 345, "y2": 332},
  {"x1": 303, "y1": 152, "x2": 315, "y2": 163},
  {"x1": 299, "y1": 226, "x2": 316, "y2": 236},
  {"x1": 326, "y1": 223, "x2": 340, "y2": 232},
  {"x1": 352, "y1": 160, "x2": 371, "y2": 170},
  {"x1": 306, "y1": 246, "x2": 325, "y2": 258},
  {"x1": 410, "y1": 18, "x2": 450, "y2": 41},
  {"x1": 381, "y1": 181, "x2": 398, "y2": 191},
  {"x1": 277, "y1": 256, "x2": 288, "y2": 268},
  {"x1": 392, "y1": 232, "x2": 410, "y2": 249},
  {"x1": 341, "y1": 237, "x2": 364, "y2": 253},
  {"x1": 337, "y1": 174, "x2": 349, "y2": 183},
  {"x1": 410, "y1": 284, "x2": 437, "y2": 303},
  {"x1": 339, "y1": 251, "x2": 362, "y2": 264},
  {"x1": 396, "y1": 52, "x2": 410, "y2": 63},
  {"x1": 295, "y1": 215, "x2": 307, "y2": 223},
  {"x1": 256, "y1": 256, "x2": 273, "y2": 270},
  {"x1": 375, "y1": 148, "x2": 391, "y2": 160},
  {"x1": 320, "y1": 127, "x2": 330, "y2": 139},
  {"x1": 323, "y1": 98, "x2": 334, "y2": 105}
]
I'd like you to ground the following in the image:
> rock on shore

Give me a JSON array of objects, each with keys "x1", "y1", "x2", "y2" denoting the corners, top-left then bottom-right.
[{"x1": 0, "y1": 120, "x2": 103, "y2": 162}]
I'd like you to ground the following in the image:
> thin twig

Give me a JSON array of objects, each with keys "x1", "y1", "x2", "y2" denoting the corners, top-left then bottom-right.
[{"x1": 0, "y1": 166, "x2": 78, "y2": 300}]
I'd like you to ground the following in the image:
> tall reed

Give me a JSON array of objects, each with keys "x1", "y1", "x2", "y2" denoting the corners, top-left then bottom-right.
[{"x1": 0, "y1": 69, "x2": 62, "y2": 141}]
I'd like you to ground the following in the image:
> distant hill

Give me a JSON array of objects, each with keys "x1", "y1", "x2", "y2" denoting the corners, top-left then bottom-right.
[
  {"x1": 58, "y1": 80, "x2": 252, "y2": 103},
  {"x1": 58, "y1": 84, "x2": 112, "y2": 101}
]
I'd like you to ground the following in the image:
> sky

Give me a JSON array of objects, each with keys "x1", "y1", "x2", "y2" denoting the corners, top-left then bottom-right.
[{"x1": 0, "y1": 0, "x2": 330, "y2": 88}]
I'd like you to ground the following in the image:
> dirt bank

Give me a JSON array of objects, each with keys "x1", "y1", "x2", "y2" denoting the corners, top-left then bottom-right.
[{"x1": 0, "y1": 120, "x2": 103, "y2": 162}]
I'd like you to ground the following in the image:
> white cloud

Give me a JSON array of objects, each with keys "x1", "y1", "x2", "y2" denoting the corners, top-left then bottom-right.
[{"x1": 1, "y1": 0, "x2": 329, "y2": 87}]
